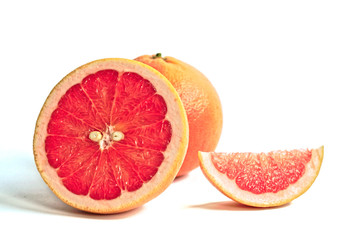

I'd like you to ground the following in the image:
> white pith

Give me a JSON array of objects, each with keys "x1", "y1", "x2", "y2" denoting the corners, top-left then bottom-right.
[
  {"x1": 33, "y1": 59, "x2": 189, "y2": 213},
  {"x1": 97, "y1": 126, "x2": 118, "y2": 150},
  {"x1": 199, "y1": 146, "x2": 323, "y2": 207}
]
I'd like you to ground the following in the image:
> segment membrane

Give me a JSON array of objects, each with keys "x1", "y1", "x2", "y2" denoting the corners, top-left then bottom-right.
[
  {"x1": 107, "y1": 148, "x2": 144, "y2": 192},
  {"x1": 111, "y1": 72, "x2": 157, "y2": 127},
  {"x1": 121, "y1": 120, "x2": 172, "y2": 152},
  {"x1": 45, "y1": 135, "x2": 98, "y2": 169},
  {"x1": 81, "y1": 70, "x2": 118, "y2": 124},
  {"x1": 57, "y1": 83, "x2": 105, "y2": 130},
  {"x1": 111, "y1": 143, "x2": 164, "y2": 182},
  {"x1": 62, "y1": 150, "x2": 101, "y2": 196},
  {"x1": 89, "y1": 150, "x2": 121, "y2": 200}
]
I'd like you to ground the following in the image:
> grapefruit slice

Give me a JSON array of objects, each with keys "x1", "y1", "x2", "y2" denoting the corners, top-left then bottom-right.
[
  {"x1": 199, "y1": 146, "x2": 324, "y2": 207},
  {"x1": 33, "y1": 58, "x2": 189, "y2": 214}
]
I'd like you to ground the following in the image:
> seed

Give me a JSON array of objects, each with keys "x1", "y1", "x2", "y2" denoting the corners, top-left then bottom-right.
[
  {"x1": 112, "y1": 131, "x2": 124, "y2": 141},
  {"x1": 89, "y1": 131, "x2": 102, "y2": 142}
]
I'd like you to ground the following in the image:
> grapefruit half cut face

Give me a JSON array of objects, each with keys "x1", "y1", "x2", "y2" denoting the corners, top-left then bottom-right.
[
  {"x1": 199, "y1": 146, "x2": 324, "y2": 207},
  {"x1": 33, "y1": 58, "x2": 188, "y2": 213}
]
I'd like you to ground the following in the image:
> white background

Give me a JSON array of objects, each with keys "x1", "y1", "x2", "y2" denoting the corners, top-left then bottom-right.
[{"x1": 1, "y1": 0, "x2": 359, "y2": 239}]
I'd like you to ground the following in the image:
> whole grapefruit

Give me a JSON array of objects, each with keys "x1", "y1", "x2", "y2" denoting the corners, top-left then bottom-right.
[{"x1": 135, "y1": 53, "x2": 223, "y2": 176}]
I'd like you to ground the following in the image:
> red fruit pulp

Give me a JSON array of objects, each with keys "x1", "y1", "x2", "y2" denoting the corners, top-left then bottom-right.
[
  {"x1": 45, "y1": 70, "x2": 172, "y2": 200},
  {"x1": 210, "y1": 149, "x2": 312, "y2": 194}
]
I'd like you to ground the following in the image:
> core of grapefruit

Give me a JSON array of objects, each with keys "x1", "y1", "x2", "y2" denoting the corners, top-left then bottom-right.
[
  {"x1": 199, "y1": 146, "x2": 324, "y2": 207},
  {"x1": 135, "y1": 53, "x2": 223, "y2": 177},
  {"x1": 33, "y1": 58, "x2": 189, "y2": 214}
]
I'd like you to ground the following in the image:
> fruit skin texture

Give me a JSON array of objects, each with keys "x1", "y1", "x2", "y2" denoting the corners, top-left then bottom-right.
[
  {"x1": 33, "y1": 58, "x2": 189, "y2": 214},
  {"x1": 198, "y1": 146, "x2": 324, "y2": 207},
  {"x1": 135, "y1": 54, "x2": 223, "y2": 176}
]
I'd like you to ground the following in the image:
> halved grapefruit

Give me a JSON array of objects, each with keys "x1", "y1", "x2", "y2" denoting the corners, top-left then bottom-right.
[
  {"x1": 199, "y1": 146, "x2": 324, "y2": 207},
  {"x1": 33, "y1": 58, "x2": 189, "y2": 214}
]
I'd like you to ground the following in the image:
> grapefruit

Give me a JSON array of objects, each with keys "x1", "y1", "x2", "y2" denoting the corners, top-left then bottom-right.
[
  {"x1": 199, "y1": 146, "x2": 324, "y2": 207},
  {"x1": 33, "y1": 58, "x2": 189, "y2": 214},
  {"x1": 135, "y1": 53, "x2": 223, "y2": 176}
]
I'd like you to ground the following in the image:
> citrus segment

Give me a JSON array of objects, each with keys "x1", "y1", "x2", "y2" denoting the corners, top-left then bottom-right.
[
  {"x1": 199, "y1": 146, "x2": 324, "y2": 207},
  {"x1": 34, "y1": 58, "x2": 188, "y2": 213}
]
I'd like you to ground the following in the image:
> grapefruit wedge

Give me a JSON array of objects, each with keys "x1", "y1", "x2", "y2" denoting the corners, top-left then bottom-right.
[
  {"x1": 199, "y1": 146, "x2": 324, "y2": 207},
  {"x1": 33, "y1": 58, "x2": 188, "y2": 214}
]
